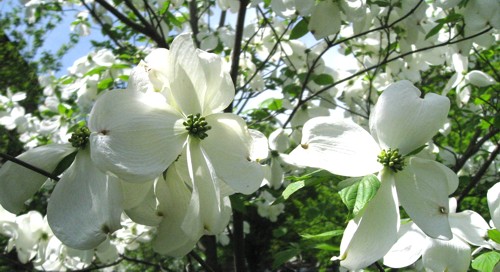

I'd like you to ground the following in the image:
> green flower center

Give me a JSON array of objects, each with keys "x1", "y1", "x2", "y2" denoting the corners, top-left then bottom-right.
[
  {"x1": 377, "y1": 148, "x2": 405, "y2": 172},
  {"x1": 184, "y1": 113, "x2": 211, "y2": 140},
  {"x1": 69, "y1": 126, "x2": 91, "y2": 149}
]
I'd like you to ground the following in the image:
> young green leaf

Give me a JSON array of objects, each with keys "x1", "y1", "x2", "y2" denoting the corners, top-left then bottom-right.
[
  {"x1": 472, "y1": 251, "x2": 500, "y2": 272},
  {"x1": 300, "y1": 230, "x2": 344, "y2": 241},
  {"x1": 290, "y1": 18, "x2": 309, "y2": 40},
  {"x1": 272, "y1": 248, "x2": 301, "y2": 269},
  {"x1": 339, "y1": 175, "x2": 380, "y2": 217},
  {"x1": 488, "y1": 229, "x2": 500, "y2": 244}
]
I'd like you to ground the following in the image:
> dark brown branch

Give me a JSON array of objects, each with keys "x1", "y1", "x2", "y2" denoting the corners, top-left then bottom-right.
[
  {"x1": 93, "y1": 0, "x2": 168, "y2": 48},
  {"x1": 0, "y1": 152, "x2": 60, "y2": 181},
  {"x1": 80, "y1": 0, "x2": 123, "y2": 49},
  {"x1": 189, "y1": 251, "x2": 216, "y2": 272},
  {"x1": 283, "y1": 26, "x2": 494, "y2": 127},
  {"x1": 228, "y1": 0, "x2": 250, "y2": 113},
  {"x1": 189, "y1": 0, "x2": 201, "y2": 48},
  {"x1": 452, "y1": 128, "x2": 499, "y2": 173},
  {"x1": 457, "y1": 143, "x2": 500, "y2": 206}
]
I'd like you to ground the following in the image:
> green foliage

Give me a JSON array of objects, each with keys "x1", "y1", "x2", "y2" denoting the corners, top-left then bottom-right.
[
  {"x1": 289, "y1": 18, "x2": 309, "y2": 40},
  {"x1": 472, "y1": 251, "x2": 500, "y2": 272},
  {"x1": 338, "y1": 175, "x2": 380, "y2": 218}
]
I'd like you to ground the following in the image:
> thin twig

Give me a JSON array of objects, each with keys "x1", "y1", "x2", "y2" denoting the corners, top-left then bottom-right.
[
  {"x1": 189, "y1": 252, "x2": 216, "y2": 272},
  {"x1": 0, "y1": 152, "x2": 60, "y2": 181},
  {"x1": 457, "y1": 143, "x2": 500, "y2": 206}
]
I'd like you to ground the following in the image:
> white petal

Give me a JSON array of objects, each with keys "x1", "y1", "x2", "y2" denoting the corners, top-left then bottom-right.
[
  {"x1": 395, "y1": 157, "x2": 453, "y2": 240},
  {"x1": 202, "y1": 113, "x2": 265, "y2": 194},
  {"x1": 197, "y1": 50, "x2": 234, "y2": 114},
  {"x1": 168, "y1": 34, "x2": 234, "y2": 115},
  {"x1": 383, "y1": 222, "x2": 427, "y2": 268},
  {"x1": 143, "y1": 49, "x2": 171, "y2": 91},
  {"x1": 47, "y1": 149, "x2": 123, "y2": 250},
  {"x1": 465, "y1": 70, "x2": 496, "y2": 87},
  {"x1": 370, "y1": 80, "x2": 450, "y2": 155},
  {"x1": 183, "y1": 140, "x2": 232, "y2": 236},
  {"x1": 449, "y1": 210, "x2": 491, "y2": 248},
  {"x1": 153, "y1": 164, "x2": 201, "y2": 257},
  {"x1": 340, "y1": 171, "x2": 400, "y2": 270},
  {"x1": 488, "y1": 182, "x2": 500, "y2": 229},
  {"x1": 289, "y1": 116, "x2": 382, "y2": 177},
  {"x1": 120, "y1": 179, "x2": 155, "y2": 210},
  {"x1": 248, "y1": 129, "x2": 269, "y2": 161},
  {"x1": 124, "y1": 180, "x2": 162, "y2": 226},
  {"x1": 89, "y1": 89, "x2": 186, "y2": 182},
  {"x1": 268, "y1": 128, "x2": 290, "y2": 153},
  {"x1": 422, "y1": 236, "x2": 471, "y2": 272},
  {"x1": 0, "y1": 144, "x2": 76, "y2": 213},
  {"x1": 308, "y1": 1, "x2": 341, "y2": 39},
  {"x1": 127, "y1": 61, "x2": 154, "y2": 93}
]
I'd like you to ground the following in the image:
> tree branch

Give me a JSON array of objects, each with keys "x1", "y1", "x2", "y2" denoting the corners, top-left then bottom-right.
[
  {"x1": 457, "y1": 143, "x2": 500, "y2": 206},
  {"x1": 0, "y1": 152, "x2": 60, "y2": 181},
  {"x1": 283, "y1": 26, "x2": 494, "y2": 127}
]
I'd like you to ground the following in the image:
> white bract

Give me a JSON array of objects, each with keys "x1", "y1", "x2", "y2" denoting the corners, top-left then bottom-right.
[
  {"x1": 384, "y1": 198, "x2": 492, "y2": 271},
  {"x1": 88, "y1": 34, "x2": 264, "y2": 255},
  {"x1": 289, "y1": 80, "x2": 458, "y2": 270},
  {"x1": 487, "y1": 182, "x2": 500, "y2": 230},
  {"x1": 0, "y1": 133, "x2": 123, "y2": 250}
]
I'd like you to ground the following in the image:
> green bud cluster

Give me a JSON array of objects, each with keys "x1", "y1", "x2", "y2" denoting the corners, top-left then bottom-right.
[
  {"x1": 69, "y1": 126, "x2": 91, "y2": 149},
  {"x1": 377, "y1": 148, "x2": 405, "y2": 172},
  {"x1": 184, "y1": 113, "x2": 211, "y2": 140}
]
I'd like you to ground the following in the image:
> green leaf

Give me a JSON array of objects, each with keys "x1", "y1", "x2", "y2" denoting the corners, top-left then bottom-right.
[
  {"x1": 272, "y1": 248, "x2": 301, "y2": 269},
  {"x1": 313, "y1": 243, "x2": 340, "y2": 251},
  {"x1": 436, "y1": 13, "x2": 463, "y2": 24},
  {"x1": 425, "y1": 23, "x2": 444, "y2": 40},
  {"x1": 488, "y1": 229, "x2": 500, "y2": 244},
  {"x1": 339, "y1": 175, "x2": 380, "y2": 217},
  {"x1": 472, "y1": 251, "x2": 500, "y2": 272},
  {"x1": 290, "y1": 18, "x2": 309, "y2": 40},
  {"x1": 300, "y1": 230, "x2": 343, "y2": 241},
  {"x1": 373, "y1": 0, "x2": 390, "y2": 7},
  {"x1": 282, "y1": 180, "x2": 306, "y2": 200},
  {"x1": 405, "y1": 144, "x2": 427, "y2": 157},
  {"x1": 313, "y1": 74, "x2": 334, "y2": 85},
  {"x1": 275, "y1": 170, "x2": 337, "y2": 204},
  {"x1": 230, "y1": 194, "x2": 247, "y2": 213},
  {"x1": 83, "y1": 66, "x2": 107, "y2": 77},
  {"x1": 51, "y1": 151, "x2": 77, "y2": 177},
  {"x1": 97, "y1": 78, "x2": 114, "y2": 90},
  {"x1": 260, "y1": 98, "x2": 283, "y2": 111}
]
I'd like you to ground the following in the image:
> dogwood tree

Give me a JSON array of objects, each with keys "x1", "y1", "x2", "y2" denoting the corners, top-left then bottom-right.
[{"x1": 0, "y1": 0, "x2": 499, "y2": 271}]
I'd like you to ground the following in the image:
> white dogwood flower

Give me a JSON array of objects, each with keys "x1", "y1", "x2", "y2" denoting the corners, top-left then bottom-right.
[
  {"x1": 384, "y1": 198, "x2": 492, "y2": 271},
  {"x1": 88, "y1": 34, "x2": 264, "y2": 255},
  {"x1": 0, "y1": 127, "x2": 123, "y2": 250},
  {"x1": 290, "y1": 80, "x2": 458, "y2": 270}
]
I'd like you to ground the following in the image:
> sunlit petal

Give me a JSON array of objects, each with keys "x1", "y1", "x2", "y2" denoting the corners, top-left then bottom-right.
[
  {"x1": 370, "y1": 80, "x2": 450, "y2": 155},
  {"x1": 0, "y1": 144, "x2": 76, "y2": 213},
  {"x1": 395, "y1": 157, "x2": 453, "y2": 240},
  {"x1": 289, "y1": 116, "x2": 382, "y2": 177},
  {"x1": 202, "y1": 113, "x2": 264, "y2": 194},
  {"x1": 183, "y1": 140, "x2": 231, "y2": 236},
  {"x1": 47, "y1": 149, "x2": 123, "y2": 250},
  {"x1": 487, "y1": 182, "x2": 500, "y2": 229},
  {"x1": 197, "y1": 50, "x2": 234, "y2": 114},
  {"x1": 449, "y1": 210, "x2": 491, "y2": 248},
  {"x1": 89, "y1": 89, "x2": 186, "y2": 182},
  {"x1": 422, "y1": 236, "x2": 471, "y2": 272}
]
